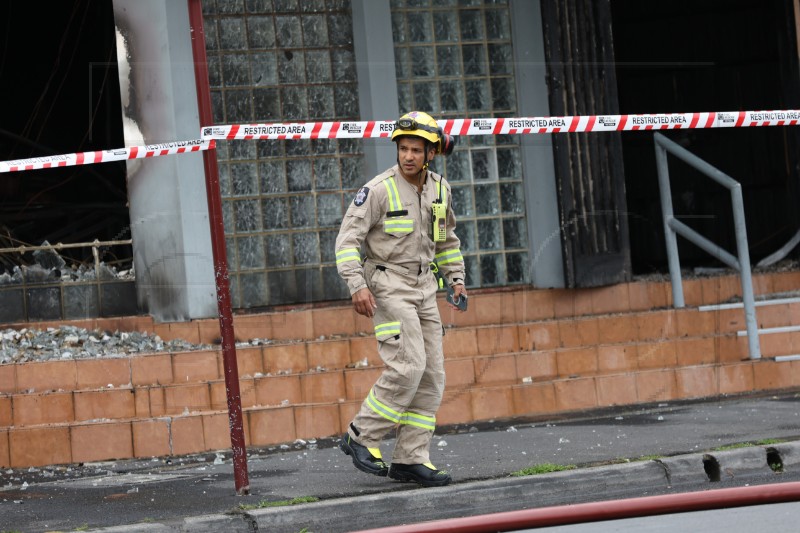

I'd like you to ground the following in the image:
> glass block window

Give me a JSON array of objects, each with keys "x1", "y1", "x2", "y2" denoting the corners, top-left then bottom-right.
[
  {"x1": 203, "y1": 0, "x2": 361, "y2": 308},
  {"x1": 390, "y1": 0, "x2": 529, "y2": 288}
]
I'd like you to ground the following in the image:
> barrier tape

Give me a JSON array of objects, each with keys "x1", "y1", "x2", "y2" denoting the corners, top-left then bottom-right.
[
  {"x1": 0, "y1": 139, "x2": 215, "y2": 174},
  {"x1": 2, "y1": 110, "x2": 799, "y2": 173},
  {"x1": 202, "y1": 109, "x2": 800, "y2": 140}
]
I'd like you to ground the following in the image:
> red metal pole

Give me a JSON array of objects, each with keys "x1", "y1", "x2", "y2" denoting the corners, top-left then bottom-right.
[
  {"x1": 352, "y1": 481, "x2": 800, "y2": 533},
  {"x1": 186, "y1": 0, "x2": 249, "y2": 495}
]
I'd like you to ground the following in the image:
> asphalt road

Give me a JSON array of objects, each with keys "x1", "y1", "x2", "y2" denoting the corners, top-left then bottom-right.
[{"x1": 1, "y1": 390, "x2": 799, "y2": 532}]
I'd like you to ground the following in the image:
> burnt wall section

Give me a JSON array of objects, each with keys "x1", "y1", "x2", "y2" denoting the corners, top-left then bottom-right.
[
  {"x1": 112, "y1": 0, "x2": 217, "y2": 322},
  {"x1": 0, "y1": 280, "x2": 136, "y2": 324},
  {"x1": 540, "y1": 0, "x2": 631, "y2": 288}
]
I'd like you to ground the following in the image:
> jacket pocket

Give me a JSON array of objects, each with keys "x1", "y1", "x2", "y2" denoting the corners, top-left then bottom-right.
[
  {"x1": 374, "y1": 320, "x2": 403, "y2": 361},
  {"x1": 383, "y1": 218, "x2": 414, "y2": 237}
]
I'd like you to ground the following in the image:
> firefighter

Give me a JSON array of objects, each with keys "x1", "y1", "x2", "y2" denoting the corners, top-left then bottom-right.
[{"x1": 335, "y1": 111, "x2": 467, "y2": 487}]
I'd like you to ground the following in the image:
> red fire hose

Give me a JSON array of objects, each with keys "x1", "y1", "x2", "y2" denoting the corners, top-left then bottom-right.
[{"x1": 353, "y1": 482, "x2": 800, "y2": 533}]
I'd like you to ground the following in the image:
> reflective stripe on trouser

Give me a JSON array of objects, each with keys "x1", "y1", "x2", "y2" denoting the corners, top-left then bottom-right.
[{"x1": 349, "y1": 266, "x2": 445, "y2": 465}]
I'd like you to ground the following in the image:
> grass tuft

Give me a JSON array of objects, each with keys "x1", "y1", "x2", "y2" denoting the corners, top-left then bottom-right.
[
  {"x1": 239, "y1": 496, "x2": 320, "y2": 510},
  {"x1": 511, "y1": 463, "x2": 576, "y2": 476}
]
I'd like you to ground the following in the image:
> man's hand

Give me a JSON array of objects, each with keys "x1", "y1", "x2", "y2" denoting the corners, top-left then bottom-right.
[
  {"x1": 448, "y1": 284, "x2": 467, "y2": 312},
  {"x1": 352, "y1": 287, "x2": 377, "y2": 317}
]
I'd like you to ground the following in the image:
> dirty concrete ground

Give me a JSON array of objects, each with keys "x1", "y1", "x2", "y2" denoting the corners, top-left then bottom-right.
[{"x1": 2, "y1": 390, "x2": 800, "y2": 532}]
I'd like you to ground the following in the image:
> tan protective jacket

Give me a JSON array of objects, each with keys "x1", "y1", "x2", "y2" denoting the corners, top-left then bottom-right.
[{"x1": 335, "y1": 165, "x2": 465, "y2": 293}]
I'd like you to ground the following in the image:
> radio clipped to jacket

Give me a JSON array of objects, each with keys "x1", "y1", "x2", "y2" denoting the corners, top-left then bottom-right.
[{"x1": 431, "y1": 201, "x2": 447, "y2": 242}]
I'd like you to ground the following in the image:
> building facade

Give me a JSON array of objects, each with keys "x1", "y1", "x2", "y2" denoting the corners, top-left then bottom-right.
[
  {"x1": 1, "y1": 0, "x2": 797, "y2": 323},
  {"x1": 198, "y1": 0, "x2": 564, "y2": 310}
]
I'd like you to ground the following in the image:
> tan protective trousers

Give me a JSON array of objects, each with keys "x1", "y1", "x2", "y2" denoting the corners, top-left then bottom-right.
[{"x1": 348, "y1": 263, "x2": 445, "y2": 464}]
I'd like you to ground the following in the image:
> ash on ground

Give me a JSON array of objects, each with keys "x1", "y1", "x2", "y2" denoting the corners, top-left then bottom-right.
[{"x1": 0, "y1": 326, "x2": 213, "y2": 365}]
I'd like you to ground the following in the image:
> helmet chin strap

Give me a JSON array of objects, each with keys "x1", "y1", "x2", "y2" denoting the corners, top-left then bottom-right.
[
  {"x1": 420, "y1": 142, "x2": 434, "y2": 182},
  {"x1": 418, "y1": 159, "x2": 428, "y2": 189}
]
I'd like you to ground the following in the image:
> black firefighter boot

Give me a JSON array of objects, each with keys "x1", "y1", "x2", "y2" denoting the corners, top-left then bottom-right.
[
  {"x1": 388, "y1": 462, "x2": 452, "y2": 487},
  {"x1": 339, "y1": 432, "x2": 389, "y2": 477}
]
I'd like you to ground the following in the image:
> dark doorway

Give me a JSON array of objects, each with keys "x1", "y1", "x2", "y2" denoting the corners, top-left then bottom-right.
[
  {"x1": 540, "y1": 0, "x2": 632, "y2": 288},
  {"x1": 0, "y1": 0, "x2": 129, "y2": 273},
  {"x1": 611, "y1": 0, "x2": 800, "y2": 273}
]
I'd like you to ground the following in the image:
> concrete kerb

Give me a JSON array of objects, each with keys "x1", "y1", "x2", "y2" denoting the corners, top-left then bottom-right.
[
  {"x1": 182, "y1": 513, "x2": 256, "y2": 532},
  {"x1": 86, "y1": 447, "x2": 796, "y2": 533},
  {"x1": 702, "y1": 447, "x2": 774, "y2": 481},
  {"x1": 662, "y1": 444, "x2": 796, "y2": 485},
  {"x1": 179, "y1": 461, "x2": 671, "y2": 533},
  {"x1": 85, "y1": 525, "x2": 173, "y2": 533},
  {"x1": 769, "y1": 441, "x2": 800, "y2": 470},
  {"x1": 656, "y1": 454, "x2": 710, "y2": 486}
]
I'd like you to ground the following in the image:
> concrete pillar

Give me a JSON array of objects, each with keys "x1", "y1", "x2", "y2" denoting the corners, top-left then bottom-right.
[
  {"x1": 511, "y1": 0, "x2": 565, "y2": 288},
  {"x1": 352, "y1": 0, "x2": 399, "y2": 178},
  {"x1": 112, "y1": 0, "x2": 216, "y2": 321}
]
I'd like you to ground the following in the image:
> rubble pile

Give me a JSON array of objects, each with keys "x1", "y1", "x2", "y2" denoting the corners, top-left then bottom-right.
[
  {"x1": 0, "y1": 325, "x2": 212, "y2": 365},
  {"x1": 0, "y1": 240, "x2": 135, "y2": 285},
  {"x1": 0, "y1": 263, "x2": 134, "y2": 285}
]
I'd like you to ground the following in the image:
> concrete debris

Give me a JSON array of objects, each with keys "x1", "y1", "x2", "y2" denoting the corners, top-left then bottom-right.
[
  {"x1": 0, "y1": 325, "x2": 213, "y2": 364},
  {"x1": 32, "y1": 241, "x2": 66, "y2": 270},
  {"x1": 21, "y1": 264, "x2": 55, "y2": 283},
  {"x1": 0, "y1": 263, "x2": 135, "y2": 285},
  {"x1": 235, "y1": 337, "x2": 270, "y2": 347},
  {"x1": 0, "y1": 239, "x2": 135, "y2": 285}
]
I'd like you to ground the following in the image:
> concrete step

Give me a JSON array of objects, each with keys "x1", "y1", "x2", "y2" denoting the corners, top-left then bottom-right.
[
  {"x1": 3, "y1": 356, "x2": 799, "y2": 469},
  {"x1": 1, "y1": 305, "x2": 749, "y2": 395},
  {"x1": 0, "y1": 330, "x2": 762, "y2": 431},
  {"x1": 4, "y1": 294, "x2": 796, "y2": 429},
  {"x1": 4, "y1": 270, "x2": 800, "y2": 469}
]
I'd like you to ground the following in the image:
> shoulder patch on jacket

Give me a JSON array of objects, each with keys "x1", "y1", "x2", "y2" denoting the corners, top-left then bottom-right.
[{"x1": 353, "y1": 187, "x2": 369, "y2": 206}]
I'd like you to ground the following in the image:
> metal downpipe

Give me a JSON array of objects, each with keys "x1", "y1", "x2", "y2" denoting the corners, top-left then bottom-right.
[{"x1": 186, "y1": 0, "x2": 250, "y2": 495}]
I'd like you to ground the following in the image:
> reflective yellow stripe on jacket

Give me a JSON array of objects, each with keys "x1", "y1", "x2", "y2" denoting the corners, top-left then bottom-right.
[
  {"x1": 384, "y1": 219, "x2": 413, "y2": 233},
  {"x1": 382, "y1": 177, "x2": 402, "y2": 212},
  {"x1": 434, "y1": 179, "x2": 462, "y2": 268},
  {"x1": 435, "y1": 248, "x2": 463, "y2": 266},
  {"x1": 336, "y1": 247, "x2": 361, "y2": 265},
  {"x1": 382, "y1": 177, "x2": 413, "y2": 234}
]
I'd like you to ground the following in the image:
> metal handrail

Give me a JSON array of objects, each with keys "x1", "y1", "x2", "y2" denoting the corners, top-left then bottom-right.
[{"x1": 653, "y1": 132, "x2": 760, "y2": 359}]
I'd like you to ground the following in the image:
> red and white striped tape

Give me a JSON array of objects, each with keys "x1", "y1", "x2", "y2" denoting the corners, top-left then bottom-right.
[
  {"x1": 3, "y1": 110, "x2": 798, "y2": 173},
  {"x1": 202, "y1": 110, "x2": 800, "y2": 140},
  {"x1": 0, "y1": 139, "x2": 215, "y2": 174}
]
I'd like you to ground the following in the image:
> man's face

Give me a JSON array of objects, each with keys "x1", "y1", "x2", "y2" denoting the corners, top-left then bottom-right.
[{"x1": 396, "y1": 136, "x2": 436, "y2": 181}]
